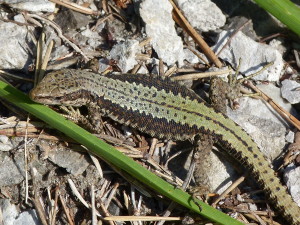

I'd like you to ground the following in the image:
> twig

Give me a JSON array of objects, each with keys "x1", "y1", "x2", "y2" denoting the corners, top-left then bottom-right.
[
  {"x1": 172, "y1": 68, "x2": 232, "y2": 80},
  {"x1": 24, "y1": 116, "x2": 30, "y2": 204},
  {"x1": 245, "y1": 81, "x2": 300, "y2": 130},
  {"x1": 67, "y1": 179, "x2": 103, "y2": 217},
  {"x1": 91, "y1": 185, "x2": 97, "y2": 225},
  {"x1": 211, "y1": 175, "x2": 246, "y2": 207},
  {"x1": 169, "y1": 0, "x2": 222, "y2": 68},
  {"x1": 31, "y1": 167, "x2": 49, "y2": 225},
  {"x1": 58, "y1": 190, "x2": 75, "y2": 225},
  {"x1": 49, "y1": 0, "x2": 99, "y2": 15},
  {"x1": 27, "y1": 14, "x2": 89, "y2": 61},
  {"x1": 89, "y1": 153, "x2": 104, "y2": 179},
  {"x1": 50, "y1": 187, "x2": 59, "y2": 225}
]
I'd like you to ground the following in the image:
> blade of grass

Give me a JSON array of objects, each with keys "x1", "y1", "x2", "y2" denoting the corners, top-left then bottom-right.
[
  {"x1": 0, "y1": 81, "x2": 244, "y2": 225},
  {"x1": 254, "y1": 0, "x2": 300, "y2": 36}
]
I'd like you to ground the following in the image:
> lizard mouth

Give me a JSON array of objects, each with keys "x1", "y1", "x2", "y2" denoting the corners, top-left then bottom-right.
[{"x1": 29, "y1": 90, "x2": 63, "y2": 105}]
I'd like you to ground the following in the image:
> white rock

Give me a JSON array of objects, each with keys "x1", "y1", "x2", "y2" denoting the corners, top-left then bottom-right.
[
  {"x1": 281, "y1": 79, "x2": 300, "y2": 104},
  {"x1": 14, "y1": 210, "x2": 40, "y2": 225},
  {"x1": 0, "y1": 199, "x2": 18, "y2": 225},
  {"x1": 236, "y1": 194, "x2": 244, "y2": 201},
  {"x1": 0, "y1": 135, "x2": 13, "y2": 151},
  {"x1": 183, "y1": 48, "x2": 200, "y2": 64},
  {"x1": 108, "y1": 39, "x2": 141, "y2": 72},
  {"x1": 139, "y1": 0, "x2": 184, "y2": 66},
  {"x1": 81, "y1": 28, "x2": 105, "y2": 49},
  {"x1": 0, "y1": 22, "x2": 33, "y2": 70},
  {"x1": 48, "y1": 148, "x2": 90, "y2": 176},
  {"x1": 13, "y1": 14, "x2": 25, "y2": 23},
  {"x1": 0, "y1": 156, "x2": 24, "y2": 187},
  {"x1": 5, "y1": 0, "x2": 55, "y2": 12},
  {"x1": 269, "y1": 38, "x2": 286, "y2": 56},
  {"x1": 248, "y1": 203, "x2": 258, "y2": 211},
  {"x1": 286, "y1": 131, "x2": 295, "y2": 143},
  {"x1": 176, "y1": 0, "x2": 226, "y2": 32},
  {"x1": 284, "y1": 165, "x2": 300, "y2": 206},
  {"x1": 213, "y1": 31, "x2": 284, "y2": 81}
]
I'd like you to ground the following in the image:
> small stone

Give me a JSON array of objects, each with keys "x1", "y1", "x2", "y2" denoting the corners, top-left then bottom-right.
[
  {"x1": 286, "y1": 131, "x2": 295, "y2": 143},
  {"x1": 0, "y1": 199, "x2": 18, "y2": 225},
  {"x1": 183, "y1": 48, "x2": 200, "y2": 64},
  {"x1": 281, "y1": 79, "x2": 300, "y2": 104},
  {"x1": 54, "y1": 9, "x2": 91, "y2": 33},
  {"x1": 269, "y1": 38, "x2": 286, "y2": 55},
  {"x1": 236, "y1": 194, "x2": 244, "y2": 202},
  {"x1": 0, "y1": 135, "x2": 13, "y2": 152},
  {"x1": 14, "y1": 210, "x2": 41, "y2": 225},
  {"x1": 0, "y1": 155, "x2": 24, "y2": 187},
  {"x1": 81, "y1": 28, "x2": 105, "y2": 49},
  {"x1": 108, "y1": 39, "x2": 141, "y2": 72},
  {"x1": 48, "y1": 148, "x2": 90, "y2": 176},
  {"x1": 139, "y1": 0, "x2": 184, "y2": 66},
  {"x1": 176, "y1": 0, "x2": 226, "y2": 32},
  {"x1": 248, "y1": 203, "x2": 258, "y2": 211},
  {"x1": 284, "y1": 165, "x2": 300, "y2": 206},
  {"x1": 0, "y1": 21, "x2": 34, "y2": 70}
]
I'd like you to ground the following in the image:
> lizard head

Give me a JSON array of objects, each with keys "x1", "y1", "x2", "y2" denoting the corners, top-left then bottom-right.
[{"x1": 29, "y1": 69, "x2": 88, "y2": 107}]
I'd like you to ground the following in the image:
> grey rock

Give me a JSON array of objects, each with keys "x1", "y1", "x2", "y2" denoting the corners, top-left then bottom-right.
[
  {"x1": 194, "y1": 150, "x2": 238, "y2": 194},
  {"x1": 0, "y1": 135, "x2": 13, "y2": 151},
  {"x1": 176, "y1": 0, "x2": 226, "y2": 32},
  {"x1": 0, "y1": 199, "x2": 18, "y2": 225},
  {"x1": 213, "y1": 31, "x2": 283, "y2": 81},
  {"x1": 108, "y1": 40, "x2": 141, "y2": 72},
  {"x1": 0, "y1": 22, "x2": 34, "y2": 70},
  {"x1": 281, "y1": 79, "x2": 300, "y2": 104},
  {"x1": 0, "y1": 199, "x2": 41, "y2": 225},
  {"x1": 4, "y1": 0, "x2": 55, "y2": 12},
  {"x1": 284, "y1": 165, "x2": 300, "y2": 206},
  {"x1": 286, "y1": 131, "x2": 295, "y2": 144},
  {"x1": 54, "y1": 9, "x2": 91, "y2": 33},
  {"x1": 48, "y1": 149, "x2": 90, "y2": 176},
  {"x1": 0, "y1": 155, "x2": 24, "y2": 187},
  {"x1": 269, "y1": 38, "x2": 287, "y2": 56},
  {"x1": 14, "y1": 210, "x2": 41, "y2": 225},
  {"x1": 183, "y1": 48, "x2": 200, "y2": 64},
  {"x1": 81, "y1": 28, "x2": 105, "y2": 49},
  {"x1": 139, "y1": 0, "x2": 184, "y2": 66}
]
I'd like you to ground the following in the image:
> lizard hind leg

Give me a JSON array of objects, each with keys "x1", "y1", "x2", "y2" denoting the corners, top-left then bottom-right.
[{"x1": 190, "y1": 133, "x2": 215, "y2": 202}]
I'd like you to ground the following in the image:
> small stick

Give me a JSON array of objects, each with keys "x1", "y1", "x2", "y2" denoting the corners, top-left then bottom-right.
[
  {"x1": 245, "y1": 81, "x2": 300, "y2": 130},
  {"x1": 169, "y1": 0, "x2": 222, "y2": 68},
  {"x1": 173, "y1": 69, "x2": 232, "y2": 80},
  {"x1": 49, "y1": 0, "x2": 99, "y2": 15},
  {"x1": 211, "y1": 175, "x2": 246, "y2": 207}
]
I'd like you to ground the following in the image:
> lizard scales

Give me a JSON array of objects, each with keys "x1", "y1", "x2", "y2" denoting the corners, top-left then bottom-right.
[{"x1": 30, "y1": 69, "x2": 300, "y2": 224}]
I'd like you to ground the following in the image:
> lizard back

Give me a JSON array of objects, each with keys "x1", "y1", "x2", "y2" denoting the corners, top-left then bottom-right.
[{"x1": 30, "y1": 69, "x2": 300, "y2": 224}]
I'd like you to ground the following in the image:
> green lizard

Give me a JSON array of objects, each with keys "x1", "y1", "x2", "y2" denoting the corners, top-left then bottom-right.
[{"x1": 29, "y1": 69, "x2": 300, "y2": 224}]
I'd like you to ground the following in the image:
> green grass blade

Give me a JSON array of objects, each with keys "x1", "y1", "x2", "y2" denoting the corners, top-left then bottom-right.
[
  {"x1": 0, "y1": 80, "x2": 244, "y2": 225},
  {"x1": 254, "y1": 0, "x2": 300, "y2": 36}
]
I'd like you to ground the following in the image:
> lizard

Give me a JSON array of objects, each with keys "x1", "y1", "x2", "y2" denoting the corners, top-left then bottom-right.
[{"x1": 29, "y1": 69, "x2": 300, "y2": 224}]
